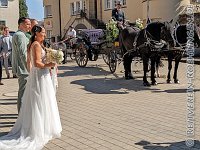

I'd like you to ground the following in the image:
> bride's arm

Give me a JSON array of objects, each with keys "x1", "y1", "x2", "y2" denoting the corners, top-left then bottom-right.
[
  {"x1": 27, "y1": 50, "x2": 32, "y2": 72},
  {"x1": 33, "y1": 43, "x2": 55, "y2": 69}
]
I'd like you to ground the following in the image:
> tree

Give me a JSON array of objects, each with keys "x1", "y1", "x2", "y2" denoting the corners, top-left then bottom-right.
[{"x1": 19, "y1": 0, "x2": 29, "y2": 18}]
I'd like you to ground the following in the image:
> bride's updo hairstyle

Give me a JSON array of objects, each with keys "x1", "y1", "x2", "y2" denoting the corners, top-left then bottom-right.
[
  {"x1": 28, "y1": 25, "x2": 44, "y2": 52},
  {"x1": 30, "y1": 25, "x2": 43, "y2": 43}
]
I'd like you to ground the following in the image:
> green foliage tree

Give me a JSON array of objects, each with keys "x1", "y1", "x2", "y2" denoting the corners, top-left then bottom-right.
[{"x1": 19, "y1": 0, "x2": 29, "y2": 18}]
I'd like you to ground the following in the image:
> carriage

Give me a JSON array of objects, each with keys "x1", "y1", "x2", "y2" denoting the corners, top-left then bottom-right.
[{"x1": 74, "y1": 28, "x2": 121, "y2": 73}]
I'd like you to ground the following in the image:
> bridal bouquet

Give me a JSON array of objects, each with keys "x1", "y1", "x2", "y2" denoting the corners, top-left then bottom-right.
[{"x1": 45, "y1": 47, "x2": 64, "y2": 64}]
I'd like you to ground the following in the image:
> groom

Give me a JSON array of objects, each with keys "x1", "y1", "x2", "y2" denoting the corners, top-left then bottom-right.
[{"x1": 12, "y1": 17, "x2": 31, "y2": 113}]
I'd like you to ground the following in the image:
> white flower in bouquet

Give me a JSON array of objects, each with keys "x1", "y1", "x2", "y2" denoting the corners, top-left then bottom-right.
[{"x1": 45, "y1": 48, "x2": 64, "y2": 64}]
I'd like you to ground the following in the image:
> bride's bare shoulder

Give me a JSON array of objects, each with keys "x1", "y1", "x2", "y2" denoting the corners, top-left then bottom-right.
[{"x1": 31, "y1": 41, "x2": 42, "y2": 49}]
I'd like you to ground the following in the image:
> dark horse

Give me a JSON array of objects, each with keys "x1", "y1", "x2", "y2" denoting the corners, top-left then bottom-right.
[
  {"x1": 120, "y1": 21, "x2": 174, "y2": 86},
  {"x1": 165, "y1": 24, "x2": 200, "y2": 83}
]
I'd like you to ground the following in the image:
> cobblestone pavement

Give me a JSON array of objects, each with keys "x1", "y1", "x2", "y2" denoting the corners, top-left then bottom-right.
[{"x1": 0, "y1": 58, "x2": 200, "y2": 150}]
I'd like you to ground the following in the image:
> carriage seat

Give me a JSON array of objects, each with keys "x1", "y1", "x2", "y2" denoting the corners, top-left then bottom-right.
[{"x1": 80, "y1": 29, "x2": 104, "y2": 45}]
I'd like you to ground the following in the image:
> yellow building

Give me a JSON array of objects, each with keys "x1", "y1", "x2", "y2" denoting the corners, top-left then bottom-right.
[
  {"x1": 0, "y1": 0, "x2": 19, "y2": 32},
  {"x1": 43, "y1": 0, "x2": 200, "y2": 42}
]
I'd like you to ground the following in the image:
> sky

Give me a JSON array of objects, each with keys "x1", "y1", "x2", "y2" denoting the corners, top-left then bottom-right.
[{"x1": 26, "y1": 0, "x2": 44, "y2": 21}]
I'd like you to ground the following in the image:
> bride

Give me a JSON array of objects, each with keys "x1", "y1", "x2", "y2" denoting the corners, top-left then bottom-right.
[{"x1": 0, "y1": 25, "x2": 62, "y2": 150}]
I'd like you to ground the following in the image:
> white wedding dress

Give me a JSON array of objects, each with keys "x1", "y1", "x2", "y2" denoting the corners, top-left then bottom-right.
[{"x1": 0, "y1": 42, "x2": 62, "y2": 150}]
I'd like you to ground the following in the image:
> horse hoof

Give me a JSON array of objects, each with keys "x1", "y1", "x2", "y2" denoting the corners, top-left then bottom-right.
[
  {"x1": 125, "y1": 76, "x2": 135, "y2": 80},
  {"x1": 151, "y1": 81, "x2": 158, "y2": 85},
  {"x1": 174, "y1": 80, "x2": 180, "y2": 84},
  {"x1": 167, "y1": 80, "x2": 172, "y2": 84},
  {"x1": 143, "y1": 82, "x2": 151, "y2": 87},
  {"x1": 128, "y1": 76, "x2": 135, "y2": 79},
  {"x1": 125, "y1": 76, "x2": 131, "y2": 80}
]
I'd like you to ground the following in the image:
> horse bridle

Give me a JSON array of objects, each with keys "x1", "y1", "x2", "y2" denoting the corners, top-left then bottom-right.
[{"x1": 132, "y1": 24, "x2": 170, "y2": 52}]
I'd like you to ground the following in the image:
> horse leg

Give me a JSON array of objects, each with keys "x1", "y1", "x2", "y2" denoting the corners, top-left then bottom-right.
[
  {"x1": 143, "y1": 56, "x2": 150, "y2": 86},
  {"x1": 150, "y1": 56, "x2": 157, "y2": 85},
  {"x1": 167, "y1": 53, "x2": 173, "y2": 83},
  {"x1": 128, "y1": 55, "x2": 134, "y2": 79},
  {"x1": 124, "y1": 54, "x2": 133, "y2": 80},
  {"x1": 173, "y1": 54, "x2": 182, "y2": 84},
  {"x1": 155, "y1": 56, "x2": 161, "y2": 78}
]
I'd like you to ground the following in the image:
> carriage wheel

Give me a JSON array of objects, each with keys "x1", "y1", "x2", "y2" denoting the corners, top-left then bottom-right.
[
  {"x1": 108, "y1": 50, "x2": 117, "y2": 73},
  {"x1": 75, "y1": 43, "x2": 88, "y2": 67},
  {"x1": 102, "y1": 53, "x2": 109, "y2": 65}
]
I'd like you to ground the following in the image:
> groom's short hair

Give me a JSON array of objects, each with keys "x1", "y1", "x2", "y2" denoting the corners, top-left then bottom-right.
[{"x1": 18, "y1": 17, "x2": 29, "y2": 25}]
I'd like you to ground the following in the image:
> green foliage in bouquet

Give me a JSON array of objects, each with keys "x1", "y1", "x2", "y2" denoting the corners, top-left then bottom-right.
[{"x1": 106, "y1": 19, "x2": 119, "y2": 43}]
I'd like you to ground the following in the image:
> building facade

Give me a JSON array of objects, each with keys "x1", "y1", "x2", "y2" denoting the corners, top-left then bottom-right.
[
  {"x1": 43, "y1": 0, "x2": 200, "y2": 42},
  {"x1": 0, "y1": 0, "x2": 19, "y2": 32}
]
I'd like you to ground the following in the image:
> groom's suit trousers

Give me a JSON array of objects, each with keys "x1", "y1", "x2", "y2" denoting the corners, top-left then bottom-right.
[{"x1": 18, "y1": 74, "x2": 28, "y2": 113}]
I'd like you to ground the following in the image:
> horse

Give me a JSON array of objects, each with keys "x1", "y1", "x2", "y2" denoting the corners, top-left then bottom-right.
[
  {"x1": 164, "y1": 23, "x2": 200, "y2": 83},
  {"x1": 119, "y1": 21, "x2": 174, "y2": 86}
]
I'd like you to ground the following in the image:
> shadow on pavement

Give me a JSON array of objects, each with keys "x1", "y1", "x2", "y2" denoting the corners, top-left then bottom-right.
[
  {"x1": 135, "y1": 140, "x2": 200, "y2": 150},
  {"x1": 0, "y1": 114, "x2": 17, "y2": 129},
  {"x1": 71, "y1": 78, "x2": 160, "y2": 94},
  {"x1": 0, "y1": 122, "x2": 15, "y2": 128},
  {"x1": 0, "y1": 132, "x2": 9, "y2": 137},
  {"x1": 0, "y1": 99, "x2": 17, "y2": 105},
  {"x1": 58, "y1": 65, "x2": 114, "y2": 77},
  {"x1": 0, "y1": 99, "x2": 16, "y2": 101},
  {"x1": 0, "y1": 114, "x2": 18, "y2": 119}
]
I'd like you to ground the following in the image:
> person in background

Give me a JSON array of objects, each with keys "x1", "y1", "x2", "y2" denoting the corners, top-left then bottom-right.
[
  {"x1": 0, "y1": 56, "x2": 3, "y2": 85},
  {"x1": 12, "y1": 17, "x2": 31, "y2": 113},
  {"x1": 26, "y1": 18, "x2": 38, "y2": 39},
  {"x1": 66, "y1": 25, "x2": 76, "y2": 39},
  {"x1": 31, "y1": 19, "x2": 38, "y2": 28},
  {"x1": 0, "y1": 26, "x2": 13, "y2": 79},
  {"x1": 112, "y1": 0, "x2": 125, "y2": 29}
]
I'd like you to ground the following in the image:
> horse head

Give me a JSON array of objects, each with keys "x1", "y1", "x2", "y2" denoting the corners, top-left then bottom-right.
[
  {"x1": 160, "y1": 21, "x2": 175, "y2": 47},
  {"x1": 145, "y1": 21, "x2": 174, "y2": 48},
  {"x1": 174, "y1": 23, "x2": 200, "y2": 48}
]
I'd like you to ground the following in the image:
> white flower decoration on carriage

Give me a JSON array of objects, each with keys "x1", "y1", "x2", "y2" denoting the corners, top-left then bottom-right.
[
  {"x1": 45, "y1": 47, "x2": 64, "y2": 64},
  {"x1": 136, "y1": 18, "x2": 144, "y2": 29}
]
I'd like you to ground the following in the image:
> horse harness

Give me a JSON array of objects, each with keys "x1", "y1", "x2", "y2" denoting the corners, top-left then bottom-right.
[
  {"x1": 173, "y1": 24, "x2": 187, "y2": 52},
  {"x1": 126, "y1": 26, "x2": 168, "y2": 55}
]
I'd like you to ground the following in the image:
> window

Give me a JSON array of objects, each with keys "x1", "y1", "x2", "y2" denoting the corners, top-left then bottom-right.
[
  {"x1": 70, "y1": 2, "x2": 75, "y2": 15},
  {"x1": 0, "y1": 0, "x2": 8, "y2": 7},
  {"x1": 70, "y1": 1, "x2": 83, "y2": 15},
  {"x1": 105, "y1": 0, "x2": 112, "y2": 9},
  {"x1": 0, "y1": 20, "x2": 6, "y2": 26},
  {"x1": 46, "y1": 30, "x2": 52, "y2": 38},
  {"x1": 122, "y1": 0, "x2": 126, "y2": 5},
  {"x1": 191, "y1": 0, "x2": 200, "y2": 3},
  {"x1": 44, "y1": 5, "x2": 52, "y2": 18},
  {"x1": 83, "y1": 1, "x2": 86, "y2": 11},
  {"x1": 114, "y1": 0, "x2": 126, "y2": 6},
  {"x1": 76, "y1": 1, "x2": 81, "y2": 14},
  {"x1": 0, "y1": 20, "x2": 6, "y2": 32}
]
